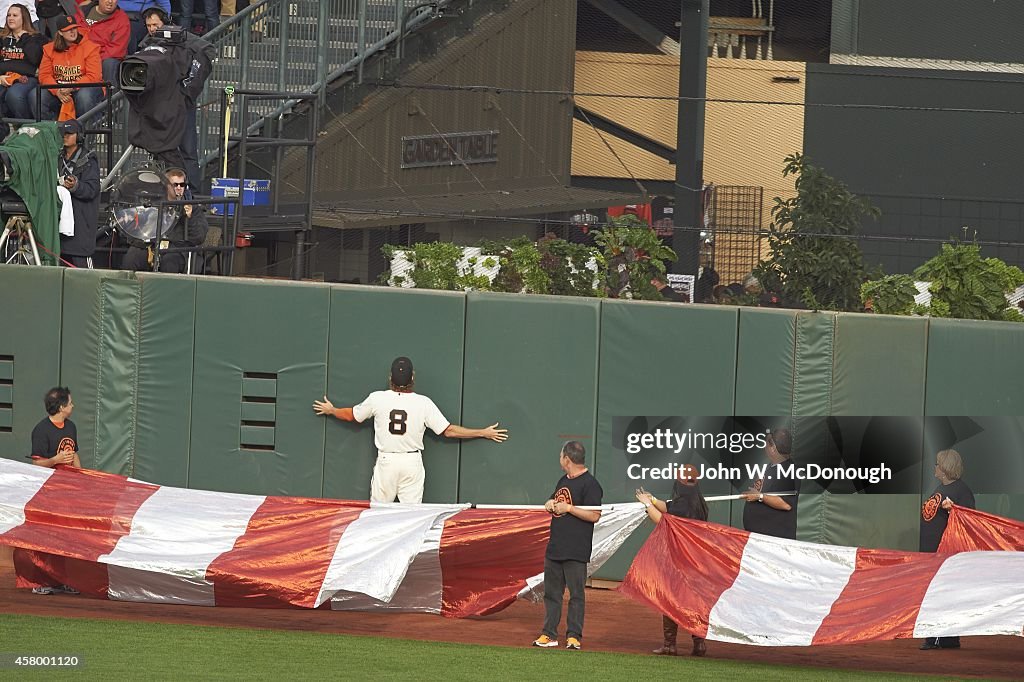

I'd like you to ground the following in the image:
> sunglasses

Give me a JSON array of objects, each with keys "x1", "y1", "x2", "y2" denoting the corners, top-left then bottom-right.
[{"x1": 171, "y1": 182, "x2": 186, "y2": 187}]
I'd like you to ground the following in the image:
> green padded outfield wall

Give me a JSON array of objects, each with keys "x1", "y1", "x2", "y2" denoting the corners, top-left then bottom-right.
[
  {"x1": 593, "y1": 301, "x2": 739, "y2": 581},
  {"x1": 188, "y1": 278, "x2": 330, "y2": 496},
  {"x1": 323, "y1": 286, "x2": 466, "y2": 503},
  {"x1": 0, "y1": 265, "x2": 64, "y2": 461},
  {"x1": 734, "y1": 307, "x2": 797, "y2": 417},
  {"x1": 924, "y1": 318, "x2": 1024, "y2": 524},
  {"x1": 58, "y1": 268, "x2": 136, "y2": 473},
  {"x1": 459, "y1": 292, "x2": 600, "y2": 504},
  {"x1": 815, "y1": 313, "x2": 929, "y2": 551},
  {"x1": 132, "y1": 273, "x2": 199, "y2": 487}
]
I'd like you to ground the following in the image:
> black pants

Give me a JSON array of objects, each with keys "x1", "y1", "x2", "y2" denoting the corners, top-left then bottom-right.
[
  {"x1": 123, "y1": 245, "x2": 188, "y2": 273},
  {"x1": 542, "y1": 558, "x2": 587, "y2": 640}
]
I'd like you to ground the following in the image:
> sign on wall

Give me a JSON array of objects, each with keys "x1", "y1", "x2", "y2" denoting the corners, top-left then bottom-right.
[{"x1": 401, "y1": 131, "x2": 499, "y2": 169}]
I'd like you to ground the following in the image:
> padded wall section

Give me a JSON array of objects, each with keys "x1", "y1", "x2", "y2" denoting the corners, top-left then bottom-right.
[
  {"x1": 798, "y1": 492, "x2": 921, "y2": 550},
  {"x1": 925, "y1": 319, "x2": 1024, "y2": 415},
  {"x1": 824, "y1": 313, "x2": 928, "y2": 550},
  {"x1": 832, "y1": 314, "x2": 928, "y2": 415},
  {"x1": 792, "y1": 312, "x2": 835, "y2": 416},
  {"x1": 189, "y1": 279, "x2": 329, "y2": 496},
  {"x1": 323, "y1": 286, "x2": 466, "y2": 503},
  {"x1": 131, "y1": 274, "x2": 197, "y2": 487},
  {"x1": 735, "y1": 308, "x2": 797, "y2": 416},
  {"x1": 593, "y1": 302, "x2": 739, "y2": 580},
  {"x1": 58, "y1": 268, "x2": 136, "y2": 473},
  {"x1": 923, "y1": 319, "x2": 1024, "y2": 528},
  {"x1": 460, "y1": 292, "x2": 599, "y2": 504},
  {"x1": 0, "y1": 265, "x2": 63, "y2": 461}
]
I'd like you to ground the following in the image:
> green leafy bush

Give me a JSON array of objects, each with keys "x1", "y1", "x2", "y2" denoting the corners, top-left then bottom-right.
[{"x1": 755, "y1": 153, "x2": 878, "y2": 311}]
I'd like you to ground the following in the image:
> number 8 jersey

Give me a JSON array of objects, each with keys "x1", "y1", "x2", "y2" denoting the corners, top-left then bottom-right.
[{"x1": 353, "y1": 390, "x2": 451, "y2": 452}]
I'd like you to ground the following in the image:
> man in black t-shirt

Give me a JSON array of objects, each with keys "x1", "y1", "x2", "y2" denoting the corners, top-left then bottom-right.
[
  {"x1": 26, "y1": 386, "x2": 82, "y2": 596},
  {"x1": 919, "y1": 449, "x2": 975, "y2": 651},
  {"x1": 742, "y1": 428, "x2": 799, "y2": 539},
  {"x1": 28, "y1": 386, "x2": 81, "y2": 469},
  {"x1": 532, "y1": 441, "x2": 603, "y2": 651}
]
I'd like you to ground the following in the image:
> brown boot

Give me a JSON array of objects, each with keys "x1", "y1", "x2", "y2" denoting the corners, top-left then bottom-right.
[
  {"x1": 652, "y1": 616, "x2": 678, "y2": 655},
  {"x1": 691, "y1": 636, "x2": 707, "y2": 657}
]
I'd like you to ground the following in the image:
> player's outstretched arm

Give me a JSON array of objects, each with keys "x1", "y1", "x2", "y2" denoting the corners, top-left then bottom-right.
[
  {"x1": 313, "y1": 396, "x2": 355, "y2": 422},
  {"x1": 443, "y1": 423, "x2": 508, "y2": 442}
]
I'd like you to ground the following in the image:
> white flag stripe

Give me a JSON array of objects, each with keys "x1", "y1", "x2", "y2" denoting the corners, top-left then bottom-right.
[
  {"x1": 913, "y1": 551, "x2": 1024, "y2": 638},
  {"x1": 0, "y1": 461, "x2": 52, "y2": 535},
  {"x1": 107, "y1": 565, "x2": 217, "y2": 606},
  {"x1": 517, "y1": 505, "x2": 649, "y2": 602},
  {"x1": 331, "y1": 510, "x2": 450, "y2": 613},
  {"x1": 708, "y1": 534, "x2": 858, "y2": 646},
  {"x1": 317, "y1": 504, "x2": 463, "y2": 606},
  {"x1": 100, "y1": 486, "x2": 266, "y2": 581}
]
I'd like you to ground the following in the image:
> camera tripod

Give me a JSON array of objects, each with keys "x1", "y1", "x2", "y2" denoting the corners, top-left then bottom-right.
[{"x1": 0, "y1": 215, "x2": 42, "y2": 266}]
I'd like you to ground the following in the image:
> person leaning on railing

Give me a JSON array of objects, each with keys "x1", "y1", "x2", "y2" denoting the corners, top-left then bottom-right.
[
  {"x1": 37, "y1": 14, "x2": 103, "y2": 120},
  {"x1": 0, "y1": 3, "x2": 45, "y2": 137}
]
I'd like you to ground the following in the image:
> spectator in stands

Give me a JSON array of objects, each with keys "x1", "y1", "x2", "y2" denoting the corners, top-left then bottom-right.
[
  {"x1": 140, "y1": 5, "x2": 214, "y2": 189},
  {"x1": 37, "y1": 15, "x2": 103, "y2": 121},
  {"x1": 56, "y1": 118, "x2": 99, "y2": 267},
  {"x1": 180, "y1": 0, "x2": 217, "y2": 35},
  {"x1": 117, "y1": 0, "x2": 169, "y2": 53},
  {"x1": 74, "y1": 0, "x2": 129, "y2": 92},
  {"x1": 0, "y1": 3, "x2": 45, "y2": 137},
  {"x1": 122, "y1": 166, "x2": 208, "y2": 272},
  {"x1": 0, "y1": 0, "x2": 37, "y2": 24},
  {"x1": 33, "y1": 0, "x2": 73, "y2": 40}
]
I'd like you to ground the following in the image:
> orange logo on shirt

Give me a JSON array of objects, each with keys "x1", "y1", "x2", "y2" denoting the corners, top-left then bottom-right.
[
  {"x1": 57, "y1": 437, "x2": 76, "y2": 455},
  {"x1": 921, "y1": 492, "x2": 942, "y2": 522},
  {"x1": 552, "y1": 486, "x2": 572, "y2": 517}
]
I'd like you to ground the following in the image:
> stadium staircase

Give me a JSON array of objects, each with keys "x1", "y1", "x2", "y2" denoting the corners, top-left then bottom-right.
[{"x1": 96, "y1": 0, "x2": 486, "y2": 184}]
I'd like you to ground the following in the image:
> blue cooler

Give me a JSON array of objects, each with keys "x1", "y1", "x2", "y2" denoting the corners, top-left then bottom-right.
[{"x1": 210, "y1": 178, "x2": 271, "y2": 216}]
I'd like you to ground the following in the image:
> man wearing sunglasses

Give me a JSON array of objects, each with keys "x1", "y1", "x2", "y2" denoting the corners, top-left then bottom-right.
[{"x1": 122, "y1": 166, "x2": 208, "y2": 272}]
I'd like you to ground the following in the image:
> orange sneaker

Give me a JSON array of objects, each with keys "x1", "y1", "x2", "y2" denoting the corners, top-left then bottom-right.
[
  {"x1": 565, "y1": 637, "x2": 581, "y2": 650},
  {"x1": 532, "y1": 635, "x2": 558, "y2": 648}
]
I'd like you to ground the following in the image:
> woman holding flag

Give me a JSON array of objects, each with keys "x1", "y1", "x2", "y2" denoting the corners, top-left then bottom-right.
[{"x1": 636, "y1": 464, "x2": 709, "y2": 657}]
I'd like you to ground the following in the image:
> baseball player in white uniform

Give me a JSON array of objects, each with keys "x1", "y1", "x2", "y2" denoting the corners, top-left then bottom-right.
[{"x1": 313, "y1": 356, "x2": 508, "y2": 503}]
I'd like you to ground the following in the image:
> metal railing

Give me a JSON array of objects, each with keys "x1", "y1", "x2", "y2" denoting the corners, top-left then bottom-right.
[{"x1": 88, "y1": 0, "x2": 454, "y2": 187}]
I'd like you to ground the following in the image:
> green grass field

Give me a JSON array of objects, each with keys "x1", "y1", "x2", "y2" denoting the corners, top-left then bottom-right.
[{"x1": 0, "y1": 614, "x2": 947, "y2": 681}]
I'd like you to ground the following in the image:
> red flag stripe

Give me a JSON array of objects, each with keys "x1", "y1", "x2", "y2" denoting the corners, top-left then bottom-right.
[
  {"x1": 618, "y1": 516, "x2": 749, "y2": 638},
  {"x1": 439, "y1": 509, "x2": 550, "y2": 618},
  {"x1": 812, "y1": 548, "x2": 949, "y2": 645},
  {"x1": 1, "y1": 467, "x2": 158, "y2": 562},
  {"x1": 209, "y1": 497, "x2": 367, "y2": 609},
  {"x1": 940, "y1": 506, "x2": 1024, "y2": 552}
]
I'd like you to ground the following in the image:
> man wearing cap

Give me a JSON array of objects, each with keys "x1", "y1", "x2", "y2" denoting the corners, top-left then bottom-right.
[
  {"x1": 38, "y1": 15, "x2": 103, "y2": 120},
  {"x1": 121, "y1": 166, "x2": 208, "y2": 272},
  {"x1": 313, "y1": 357, "x2": 509, "y2": 503},
  {"x1": 57, "y1": 118, "x2": 100, "y2": 267}
]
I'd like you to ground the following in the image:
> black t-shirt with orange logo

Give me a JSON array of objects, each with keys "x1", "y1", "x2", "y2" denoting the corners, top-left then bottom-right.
[
  {"x1": 546, "y1": 471, "x2": 603, "y2": 562},
  {"x1": 919, "y1": 479, "x2": 975, "y2": 553},
  {"x1": 29, "y1": 417, "x2": 78, "y2": 461}
]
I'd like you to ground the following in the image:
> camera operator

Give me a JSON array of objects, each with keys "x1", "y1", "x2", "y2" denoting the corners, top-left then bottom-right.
[
  {"x1": 138, "y1": 8, "x2": 213, "y2": 189},
  {"x1": 121, "y1": 166, "x2": 207, "y2": 272},
  {"x1": 57, "y1": 118, "x2": 100, "y2": 268}
]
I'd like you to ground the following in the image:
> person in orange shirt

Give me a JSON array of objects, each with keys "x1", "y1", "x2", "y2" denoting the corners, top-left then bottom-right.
[{"x1": 36, "y1": 14, "x2": 103, "y2": 121}]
